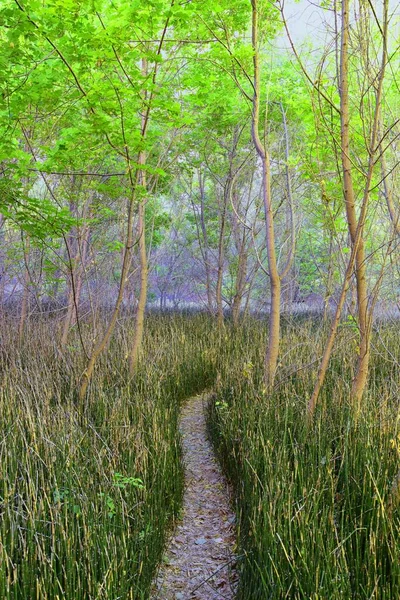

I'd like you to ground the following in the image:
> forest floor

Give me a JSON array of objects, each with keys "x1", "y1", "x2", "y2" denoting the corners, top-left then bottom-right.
[{"x1": 151, "y1": 394, "x2": 237, "y2": 600}]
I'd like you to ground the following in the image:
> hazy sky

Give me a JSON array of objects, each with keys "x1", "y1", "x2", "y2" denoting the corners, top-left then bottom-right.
[
  {"x1": 272, "y1": 0, "x2": 400, "y2": 68},
  {"x1": 277, "y1": 0, "x2": 400, "y2": 47},
  {"x1": 275, "y1": 0, "x2": 334, "y2": 49}
]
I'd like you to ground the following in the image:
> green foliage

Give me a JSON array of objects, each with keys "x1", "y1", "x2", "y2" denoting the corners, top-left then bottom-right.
[
  {"x1": 145, "y1": 196, "x2": 172, "y2": 248},
  {"x1": 0, "y1": 178, "x2": 76, "y2": 240}
]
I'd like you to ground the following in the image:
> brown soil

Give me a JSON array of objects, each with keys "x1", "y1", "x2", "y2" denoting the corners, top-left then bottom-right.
[{"x1": 151, "y1": 394, "x2": 237, "y2": 600}]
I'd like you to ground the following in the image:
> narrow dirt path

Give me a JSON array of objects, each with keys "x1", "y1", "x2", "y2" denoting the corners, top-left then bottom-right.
[{"x1": 151, "y1": 394, "x2": 237, "y2": 600}]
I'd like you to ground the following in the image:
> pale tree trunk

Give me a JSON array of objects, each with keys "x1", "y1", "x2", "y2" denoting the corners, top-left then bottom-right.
[
  {"x1": 79, "y1": 186, "x2": 137, "y2": 400},
  {"x1": 61, "y1": 220, "x2": 90, "y2": 348},
  {"x1": 61, "y1": 267, "x2": 75, "y2": 349},
  {"x1": 340, "y1": 0, "x2": 370, "y2": 407},
  {"x1": 129, "y1": 153, "x2": 148, "y2": 374},
  {"x1": 19, "y1": 235, "x2": 31, "y2": 345},
  {"x1": 308, "y1": 0, "x2": 388, "y2": 418},
  {"x1": 216, "y1": 138, "x2": 245, "y2": 329},
  {"x1": 279, "y1": 102, "x2": 296, "y2": 310},
  {"x1": 190, "y1": 169, "x2": 214, "y2": 313},
  {"x1": 19, "y1": 134, "x2": 34, "y2": 344},
  {"x1": 70, "y1": 229, "x2": 89, "y2": 328},
  {"x1": 231, "y1": 165, "x2": 256, "y2": 326},
  {"x1": 308, "y1": 228, "x2": 364, "y2": 417},
  {"x1": 232, "y1": 237, "x2": 248, "y2": 326},
  {"x1": 231, "y1": 188, "x2": 249, "y2": 326},
  {"x1": 232, "y1": 256, "x2": 247, "y2": 325},
  {"x1": 216, "y1": 186, "x2": 229, "y2": 330},
  {"x1": 0, "y1": 214, "x2": 5, "y2": 313},
  {"x1": 199, "y1": 170, "x2": 214, "y2": 314},
  {"x1": 251, "y1": 0, "x2": 281, "y2": 388},
  {"x1": 79, "y1": 11, "x2": 172, "y2": 398},
  {"x1": 129, "y1": 57, "x2": 149, "y2": 374},
  {"x1": 380, "y1": 124, "x2": 400, "y2": 235}
]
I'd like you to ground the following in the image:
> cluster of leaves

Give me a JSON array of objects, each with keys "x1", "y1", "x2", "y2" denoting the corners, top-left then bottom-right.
[{"x1": 0, "y1": 177, "x2": 76, "y2": 240}]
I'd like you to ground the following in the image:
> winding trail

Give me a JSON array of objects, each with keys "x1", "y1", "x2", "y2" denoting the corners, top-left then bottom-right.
[{"x1": 151, "y1": 394, "x2": 237, "y2": 600}]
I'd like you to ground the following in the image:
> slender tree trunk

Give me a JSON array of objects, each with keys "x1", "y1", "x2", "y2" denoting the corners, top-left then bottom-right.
[
  {"x1": 251, "y1": 0, "x2": 281, "y2": 388},
  {"x1": 216, "y1": 266, "x2": 224, "y2": 328},
  {"x1": 0, "y1": 214, "x2": 5, "y2": 313},
  {"x1": 79, "y1": 188, "x2": 137, "y2": 400},
  {"x1": 279, "y1": 102, "x2": 296, "y2": 310},
  {"x1": 308, "y1": 0, "x2": 388, "y2": 418},
  {"x1": 79, "y1": 12, "x2": 171, "y2": 399},
  {"x1": 199, "y1": 171, "x2": 214, "y2": 314},
  {"x1": 380, "y1": 123, "x2": 400, "y2": 235},
  {"x1": 19, "y1": 235, "x2": 31, "y2": 344},
  {"x1": 231, "y1": 167, "x2": 254, "y2": 325},
  {"x1": 129, "y1": 57, "x2": 150, "y2": 374},
  {"x1": 130, "y1": 158, "x2": 148, "y2": 374},
  {"x1": 62, "y1": 285, "x2": 76, "y2": 349},
  {"x1": 216, "y1": 186, "x2": 229, "y2": 329},
  {"x1": 264, "y1": 166, "x2": 281, "y2": 387},
  {"x1": 232, "y1": 243, "x2": 248, "y2": 326},
  {"x1": 340, "y1": 0, "x2": 370, "y2": 407},
  {"x1": 323, "y1": 236, "x2": 335, "y2": 321},
  {"x1": 308, "y1": 234, "x2": 362, "y2": 417},
  {"x1": 231, "y1": 212, "x2": 248, "y2": 327},
  {"x1": 61, "y1": 222, "x2": 90, "y2": 348},
  {"x1": 70, "y1": 229, "x2": 89, "y2": 327}
]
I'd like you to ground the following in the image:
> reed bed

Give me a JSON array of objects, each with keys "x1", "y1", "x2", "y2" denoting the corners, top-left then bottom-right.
[
  {"x1": 208, "y1": 317, "x2": 400, "y2": 599},
  {"x1": 2, "y1": 313, "x2": 400, "y2": 599},
  {"x1": 0, "y1": 313, "x2": 216, "y2": 600}
]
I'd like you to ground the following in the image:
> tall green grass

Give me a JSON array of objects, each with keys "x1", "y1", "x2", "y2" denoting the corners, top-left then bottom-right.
[
  {"x1": 3, "y1": 313, "x2": 400, "y2": 599},
  {"x1": 208, "y1": 317, "x2": 400, "y2": 599},
  {"x1": 0, "y1": 314, "x2": 217, "y2": 600}
]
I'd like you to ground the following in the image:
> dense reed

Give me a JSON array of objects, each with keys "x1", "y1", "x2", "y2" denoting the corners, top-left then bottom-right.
[
  {"x1": 208, "y1": 317, "x2": 400, "y2": 599},
  {"x1": 0, "y1": 314, "x2": 216, "y2": 600},
  {"x1": 2, "y1": 313, "x2": 400, "y2": 599}
]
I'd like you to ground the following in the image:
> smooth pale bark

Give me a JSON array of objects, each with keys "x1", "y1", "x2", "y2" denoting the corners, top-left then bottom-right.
[
  {"x1": 232, "y1": 248, "x2": 247, "y2": 326},
  {"x1": 61, "y1": 276, "x2": 76, "y2": 349},
  {"x1": 129, "y1": 158, "x2": 148, "y2": 374},
  {"x1": 190, "y1": 170, "x2": 214, "y2": 313},
  {"x1": 79, "y1": 11, "x2": 172, "y2": 398},
  {"x1": 339, "y1": 0, "x2": 370, "y2": 407},
  {"x1": 0, "y1": 214, "x2": 5, "y2": 312},
  {"x1": 216, "y1": 183, "x2": 229, "y2": 330},
  {"x1": 129, "y1": 57, "x2": 150, "y2": 374},
  {"x1": 251, "y1": 0, "x2": 281, "y2": 388},
  {"x1": 19, "y1": 268, "x2": 30, "y2": 343},
  {"x1": 231, "y1": 201, "x2": 248, "y2": 327},
  {"x1": 380, "y1": 127, "x2": 400, "y2": 235},
  {"x1": 61, "y1": 221, "x2": 90, "y2": 349},
  {"x1": 18, "y1": 236, "x2": 31, "y2": 344},
  {"x1": 199, "y1": 171, "x2": 214, "y2": 314},
  {"x1": 231, "y1": 166, "x2": 255, "y2": 325},
  {"x1": 308, "y1": 226, "x2": 363, "y2": 417},
  {"x1": 280, "y1": 103, "x2": 296, "y2": 281},
  {"x1": 279, "y1": 102, "x2": 296, "y2": 308},
  {"x1": 79, "y1": 189, "x2": 137, "y2": 400},
  {"x1": 215, "y1": 130, "x2": 247, "y2": 329},
  {"x1": 308, "y1": 153, "x2": 384, "y2": 417},
  {"x1": 308, "y1": 0, "x2": 388, "y2": 417}
]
